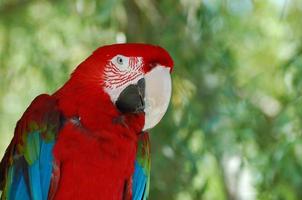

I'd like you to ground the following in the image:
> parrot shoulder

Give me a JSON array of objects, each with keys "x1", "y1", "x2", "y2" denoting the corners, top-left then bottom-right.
[{"x1": 0, "y1": 94, "x2": 63, "y2": 200}]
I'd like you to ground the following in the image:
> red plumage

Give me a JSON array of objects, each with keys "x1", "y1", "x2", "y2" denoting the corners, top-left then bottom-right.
[
  {"x1": 52, "y1": 45, "x2": 152, "y2": 199},
  {"x1": 0, "y1": 43, "x2": 173, "y2": 200}
]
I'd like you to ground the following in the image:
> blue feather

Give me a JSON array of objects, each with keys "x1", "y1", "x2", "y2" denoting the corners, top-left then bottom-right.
[
  {"x1": 9, "y1": 165, "x2": 20, "y2": 200},
  {"x1": 9, "y1": 165, "x2": 30, "y2": 200},
  {"x1": 26, "y1": 132, "x2": 43, "y2": 200},
  {"x1": 14, "y1": 173, "x2": 30, "y2": 200},
  {"x1": 132, "y1": 161, "x2": 147, "y2": 200},
  {"x1": 39, "y1": 140, "x2": 55, "y2": 200},
  {"x1": 28, "y1": 158, "x2": 43, "y2": 200},
  {"x1": 1, "y1": 94, "x2": 60, "y2": 200},
  {"x1": 7, "y1": 131, "x2": 55, "y2": 200}
]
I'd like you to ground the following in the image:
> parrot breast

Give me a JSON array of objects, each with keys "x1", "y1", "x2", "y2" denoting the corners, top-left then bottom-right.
[{"x1": 51, "y1": 112, "x2": 144, "y2": 199}]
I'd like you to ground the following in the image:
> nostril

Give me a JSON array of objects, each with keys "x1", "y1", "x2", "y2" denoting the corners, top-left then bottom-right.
[
  {"x1": 137, "y1": 78, "x2": 145, "y2": 98},
  {"x1": 137, "y1": 78, "x2": 145, "y2": 108},
  {"x1": 139, "y1": 94, "x2": 145, "y2": 108}
]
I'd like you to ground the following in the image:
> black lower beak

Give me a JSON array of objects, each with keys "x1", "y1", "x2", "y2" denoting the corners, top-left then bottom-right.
[{"x1": 115, "y1": 78, "x2": 145, "y2": 114}]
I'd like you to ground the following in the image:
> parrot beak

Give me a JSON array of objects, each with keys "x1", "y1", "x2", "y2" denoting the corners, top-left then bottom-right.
[
  {"x1": 115, "y1": 65, "x2": 171, "y2": 131},
  {"x1": 143, "y1": 65, "x2": 172, "y2": 131},
  {"x1": 116, "y1": 78, "x2": 145, "y2": 114}
]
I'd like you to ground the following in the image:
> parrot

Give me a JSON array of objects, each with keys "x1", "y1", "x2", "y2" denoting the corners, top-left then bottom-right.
[{"x1": 0, "y1": 43, "x2": 173, "y2": 200}]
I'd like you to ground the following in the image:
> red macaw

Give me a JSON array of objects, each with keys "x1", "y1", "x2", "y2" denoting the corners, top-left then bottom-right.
[{"x1": 0, "y1": 44, "x2": 173, "y2": 200}]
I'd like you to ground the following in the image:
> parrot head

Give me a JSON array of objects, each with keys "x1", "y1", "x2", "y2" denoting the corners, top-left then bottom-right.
[{"x1": 71, "y1": 43, "x2": 173, "y2": 130}]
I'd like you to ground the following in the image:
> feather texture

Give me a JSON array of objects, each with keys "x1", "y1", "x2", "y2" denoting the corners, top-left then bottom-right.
[
  {"x1": 0, "y1": 44, "x2": 173, "y2": 200},
  {"x1": 132, "y1": 133, "x2": 151, "y2": 200},
  {"x1": 0, "y1": 94, "x2": 61, "y2": 200}
]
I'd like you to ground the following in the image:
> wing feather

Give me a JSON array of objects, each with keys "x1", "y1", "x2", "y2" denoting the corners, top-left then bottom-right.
[
  {"x1": 0, "y1": 94, "x2": 62, "y2": 200},
  {"x1": 132, "y1": 132, "x2": 151, "y2": 200}
]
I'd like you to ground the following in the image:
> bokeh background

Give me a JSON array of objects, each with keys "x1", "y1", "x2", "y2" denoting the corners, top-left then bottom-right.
[{"x1": 1, "y1": 0, "x2": 302, "y2": 199}]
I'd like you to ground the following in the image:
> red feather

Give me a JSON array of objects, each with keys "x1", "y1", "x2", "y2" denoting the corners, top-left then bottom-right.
[{"x1": 1, "y1": 43, "x2": 173, "y2": 200}]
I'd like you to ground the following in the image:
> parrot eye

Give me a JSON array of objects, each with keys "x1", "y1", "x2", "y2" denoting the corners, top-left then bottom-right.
[
  {"x1": 111, "y1": 55, "x2": 131, "y2": 71},
  {"x1": 117, "y1": 57, "x2": 123, "y2": 65}
]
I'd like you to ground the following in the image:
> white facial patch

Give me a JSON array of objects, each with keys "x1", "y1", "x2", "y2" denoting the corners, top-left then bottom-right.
[
  {"x1": 143, "y1": 65, "x2": 172, "y2": 130},
  {"x1": 103, "y1": 55, "x2": 144, "y2": 103}
]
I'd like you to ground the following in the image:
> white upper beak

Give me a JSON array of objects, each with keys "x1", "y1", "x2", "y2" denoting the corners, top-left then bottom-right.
[{"x1": 143, "y1": 65, "x2": 172, "y2": 131}]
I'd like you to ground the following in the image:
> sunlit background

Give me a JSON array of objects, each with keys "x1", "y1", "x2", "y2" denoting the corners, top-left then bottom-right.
[{"x1": 1, "y1": 0, "x2": 302, "y2": 199}]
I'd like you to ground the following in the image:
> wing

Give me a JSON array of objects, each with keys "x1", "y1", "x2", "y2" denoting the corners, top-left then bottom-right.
[
  {"x1": 0, "y1": 94, "x2": 62, "y2": 200},
  {"x1": 132, "y1": 132, "x2": 151, "y2": 200}
]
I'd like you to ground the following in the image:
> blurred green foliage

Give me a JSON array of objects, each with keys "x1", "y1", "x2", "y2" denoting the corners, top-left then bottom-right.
[{"x1": 1, "y1": 0, "x2": 302, "y2": 199}]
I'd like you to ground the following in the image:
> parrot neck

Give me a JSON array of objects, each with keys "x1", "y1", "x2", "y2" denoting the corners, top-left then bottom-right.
[{"x1": 53, "y1": 78, "x2": 145, "y2": 139}]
